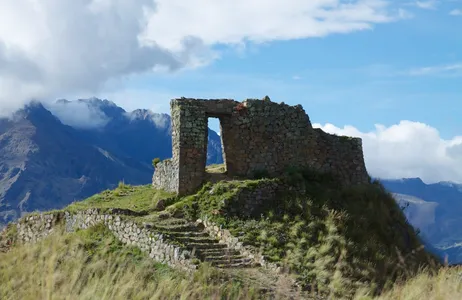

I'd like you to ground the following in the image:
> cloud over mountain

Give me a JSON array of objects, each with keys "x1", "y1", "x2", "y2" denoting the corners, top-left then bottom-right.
[
  {"x1": 0, "y1": 0, "x2": 405, "y2": 116},
  {"x1": 314, "y1": 121, "x2": 462, "y2": 184},
  {"x1": 0, "y1": 0, "x2": 202, "y2": 116}
]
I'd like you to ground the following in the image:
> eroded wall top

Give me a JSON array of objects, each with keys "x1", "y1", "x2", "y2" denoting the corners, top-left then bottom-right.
[{"x1": 153, "y1": 97, "x2": 369, "y2": 195}]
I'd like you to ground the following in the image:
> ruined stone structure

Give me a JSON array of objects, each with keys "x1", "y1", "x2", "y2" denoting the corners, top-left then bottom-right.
[{"x1": 153, "y1": 97, "x2": 369, "y2": 195}]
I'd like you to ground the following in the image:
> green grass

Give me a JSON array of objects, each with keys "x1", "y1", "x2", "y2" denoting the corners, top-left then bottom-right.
[
  {"x1": 170, "y1": 169, "x2": 440, "y2": 298},
  {"x1": 167, "y1": 178, "x2": 278, "y2": 221},
  {"x1": 0, "y1": 225, "x2": 283, "y2": 300},
  {"x1": 0, "y1": 169, "x2": 445, "y2": 299},
  {"x1": 66, "y1": 182, "x2": 175, "y2": 213},
  {"x1": 1, "y1": 222, "x2": 458, "y2": 299}
]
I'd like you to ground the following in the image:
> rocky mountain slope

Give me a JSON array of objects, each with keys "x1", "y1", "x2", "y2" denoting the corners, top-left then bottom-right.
[
  {"x1": 382, "y1": 178, "x2": 462, "y2": 263},
  {"x1": 0, "y1": 99, "x2": 223, "y2": 227}
]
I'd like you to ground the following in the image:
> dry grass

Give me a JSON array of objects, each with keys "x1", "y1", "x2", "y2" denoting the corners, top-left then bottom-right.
[
  {"x1": 355, "y1": 266, "x2": 462, "y2": 300},
  {"x1": 0, "y1": 225, "x2": 285, "y2": 300},
  {"x1": 1, "y1": 218, "x2": 459, "y2": 300}
]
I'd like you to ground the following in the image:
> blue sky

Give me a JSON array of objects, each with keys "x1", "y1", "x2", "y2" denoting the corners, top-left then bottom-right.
[
  {"x1": 98, "y1": 0, "x2": 462, "y2": 139},
  {"x1": 1, "y1": 0, "x2": 462, "y2": 183}
]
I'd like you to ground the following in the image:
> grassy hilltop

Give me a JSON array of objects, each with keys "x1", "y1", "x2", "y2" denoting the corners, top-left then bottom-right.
[{"x1": 1, "y1": 165, "x2": 458, "y2": 299}]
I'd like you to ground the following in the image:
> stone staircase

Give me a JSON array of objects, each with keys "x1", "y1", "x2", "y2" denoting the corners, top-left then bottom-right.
[{"x1": 147, "y1": 217, "x2": 254, "y2": 268}]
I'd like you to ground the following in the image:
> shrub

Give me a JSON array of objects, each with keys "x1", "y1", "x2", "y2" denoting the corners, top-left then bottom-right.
[{"x1": 152, "y1": 157, "x2": 161, "y2": 168}]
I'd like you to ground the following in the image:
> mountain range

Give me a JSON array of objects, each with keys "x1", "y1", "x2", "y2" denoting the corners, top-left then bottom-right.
[
  {"x1": 380, "y1": 178, "x2": 462, "y2": 264},
  {"x1": 2, "y1": 98, "x2": 462, "y2": 264},
  {"x1": 0, "y1": 99, "x2": 223, "y2": 228}
]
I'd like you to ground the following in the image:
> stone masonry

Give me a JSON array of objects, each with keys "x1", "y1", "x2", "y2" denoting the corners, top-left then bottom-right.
[{"x1": 153, "y1": 97, "x2": 369, "y2": 195}]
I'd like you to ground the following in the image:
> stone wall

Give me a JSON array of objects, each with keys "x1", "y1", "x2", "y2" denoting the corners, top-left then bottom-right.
[
  {"x1": 65, "y1": 209, "x2": 196, "y2": 271},
  {"x1": 16, "y1": 213, "x2": 63, "y2": 243},
  {"x1": 209, "y1": 179, "x2": 305, "y2": 219},
  {"x1": 7, "y1": 210, "x2": 197, "y2": 272},
  {"x1": 152, "y1": 97, "x2": 369, "y2": 195},
  {"x1": 312, "y1": 129, "x2": 368, "y2": 186},
  {"x1": 152, "y1": 159, "x2": 178, "y2": 193}
]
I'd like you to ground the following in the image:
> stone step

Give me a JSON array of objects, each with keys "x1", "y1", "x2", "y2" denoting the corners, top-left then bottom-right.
[
  {"x1": 202, "y1": 254, "x2": 246, "y2": 261},
  {"x1": 205, "y1": 257, "x2": 252, "y2": 265},
  {"x1": 209, "y1": 259, "x2": 253, "y2": 266},
  {"x1": 197, "y1": 248, "x2": 241, "y2": 256},
  {"x1": 186, "y1": 242, "x2": 228, "y2": 250},
  {"x1": 165, "y1": 231, "x2": 210, "y2": 238},
  {"x1": 173, "y1": 236, "x2": 219, "y2": 244},
  {"x1": 214, "y1": 262, "x2": 254, "y2": 269},
  {"x1": 145, "y1": 217, "x2": 255, "y2": 270},
  {"x1": 153, "y1": 224, "x2": 200, "y2": 233},
  {"x1": 156, "y1": 218, "x2": 190, "y2": 226}
]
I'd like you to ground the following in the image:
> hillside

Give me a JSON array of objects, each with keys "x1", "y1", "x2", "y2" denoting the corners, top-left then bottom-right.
[
  {"x1": 0, "y1": 167, "x2": 439, "y2": 299},
  {"x1": 0, "y1": 99, "x2": 223, "y2": 228},
  {"x1": 381, "y1": 178, "x2": 462, "y2": 264}
]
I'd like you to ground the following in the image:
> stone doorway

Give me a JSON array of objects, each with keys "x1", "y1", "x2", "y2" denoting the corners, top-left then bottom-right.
[{"x1": 205, "y1": 116, "x2": 229, "y2": 183}]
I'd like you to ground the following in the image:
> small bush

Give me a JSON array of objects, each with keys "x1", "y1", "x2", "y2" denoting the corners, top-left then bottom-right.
[{"x1": 152, "y1": 157, "x2": 161, "y2": 167}]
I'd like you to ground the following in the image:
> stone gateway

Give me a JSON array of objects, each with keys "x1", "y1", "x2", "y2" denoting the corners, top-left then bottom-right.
[{"x1": 153, "y1": 97, "x2": 369, "y2": 195}]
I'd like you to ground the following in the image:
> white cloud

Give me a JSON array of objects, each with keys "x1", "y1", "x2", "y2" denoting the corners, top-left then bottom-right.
[
  {"x1": 127, "y1": 110, "x2": 170, "y2": 128},
  {"x1": 0, "y1": 0, "x2": 407, "y2": 116},
  {"x1": 414, "y1": 0, "x2": 439, "y2": 10},
  {"x1": 0, "y1": 0, "x2": 207, "y2": 116},
  {"x1": 97, "y1": 89, "x2": 176, "y2": 114},
  {"x1": 145, "y1": 0, "x2": 400, "y2": 50},
  {"x1": 450, "y1": 9, "x2": 462, "y2": 15},
  {"x1": 313, "y1": 121, "x2": 462, "y2": 184},
  {"x1": 46, "y1": 100, "x2": 110, "y2": 129},
  {"x1": 409, "y1": 63, "x2": 462, "y2": 76}
]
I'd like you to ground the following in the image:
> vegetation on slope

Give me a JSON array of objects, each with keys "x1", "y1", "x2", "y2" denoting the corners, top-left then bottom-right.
[
  {"x1": 0, "y1": 225, "x2": 270, "y2": 300},
  {"x1": 356, "y1": 266, "x2": 462, "y2": 300},
  {"x1": 0, "y1": 166, "x2": 443, "y2": 299},
  {"x1": 66, "y1": 182, "x2": 174, "y2": 213},
  {"x1": 171, "y1": 167, "x2": 440, "y2": 297}
]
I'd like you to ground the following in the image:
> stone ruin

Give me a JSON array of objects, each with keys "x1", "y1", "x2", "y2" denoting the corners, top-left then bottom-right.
[{"x1": 153, "y1": 97, "x2": 369, "y2": 195}]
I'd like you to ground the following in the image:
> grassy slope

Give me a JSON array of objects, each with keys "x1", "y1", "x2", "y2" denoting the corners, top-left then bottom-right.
[
  {"x1": 66, "y1": 183, "x2": 174, "y2": 213},
  {"x1": 0, "y1": 225, "x2": 267, "y2": 300},
  {"x1": 0, "y1": 166, "x2": 446, "y2": 299},
  {"x1": 1, "y1": 225, "x2": 458, "y2": 300},
  {"x1": 171, "y1": 168, "x2": 440, "y2": 298},
  {"x1": 356, "y1": 266, "x2": 462, "y2": 300}
]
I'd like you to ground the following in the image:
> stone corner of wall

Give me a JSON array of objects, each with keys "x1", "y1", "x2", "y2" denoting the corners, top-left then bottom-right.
[{"x1": 152, "y1": 158, "x2": 178, "y2": 193}]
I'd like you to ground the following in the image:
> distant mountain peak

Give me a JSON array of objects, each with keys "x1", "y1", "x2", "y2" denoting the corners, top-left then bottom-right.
[
  {"x1": 77, "y1": 97, "x2": 118, "y2": 108},
  {"x1": 21, "y1": 101, "x2": 62, "y2": 125},
  {"x1": 381, "y1": 177, "x2": 425, "y2": 185},
  {"x1": 127, "y1": 109, "x2": 170, "y2": 129}
]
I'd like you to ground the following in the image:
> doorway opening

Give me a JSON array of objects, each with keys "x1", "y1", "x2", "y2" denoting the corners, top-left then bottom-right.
[{"x1": 205, "y1": 116, "x2": 228, "y2": 182}]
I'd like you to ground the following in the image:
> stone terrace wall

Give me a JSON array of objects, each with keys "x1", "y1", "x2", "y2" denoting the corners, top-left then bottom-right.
[
  {"x1": 211, "y1": 179, "x2": 305, "y2": 219},
  {"x1": 65, "y1": 209, "x2": 196, "y2": 271},
  {"x1": 153, "y1": 97, "x2": 369, "y2": 195},
  {"x1": 6, "y1": 210, "x2": 196, "y2": 272},
  {"x1": 16, "y1": 213, "x2": 63, "y2": 243},
  {"x1": 152, "y1": 159, "x2": 178, "y2": 193}
]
